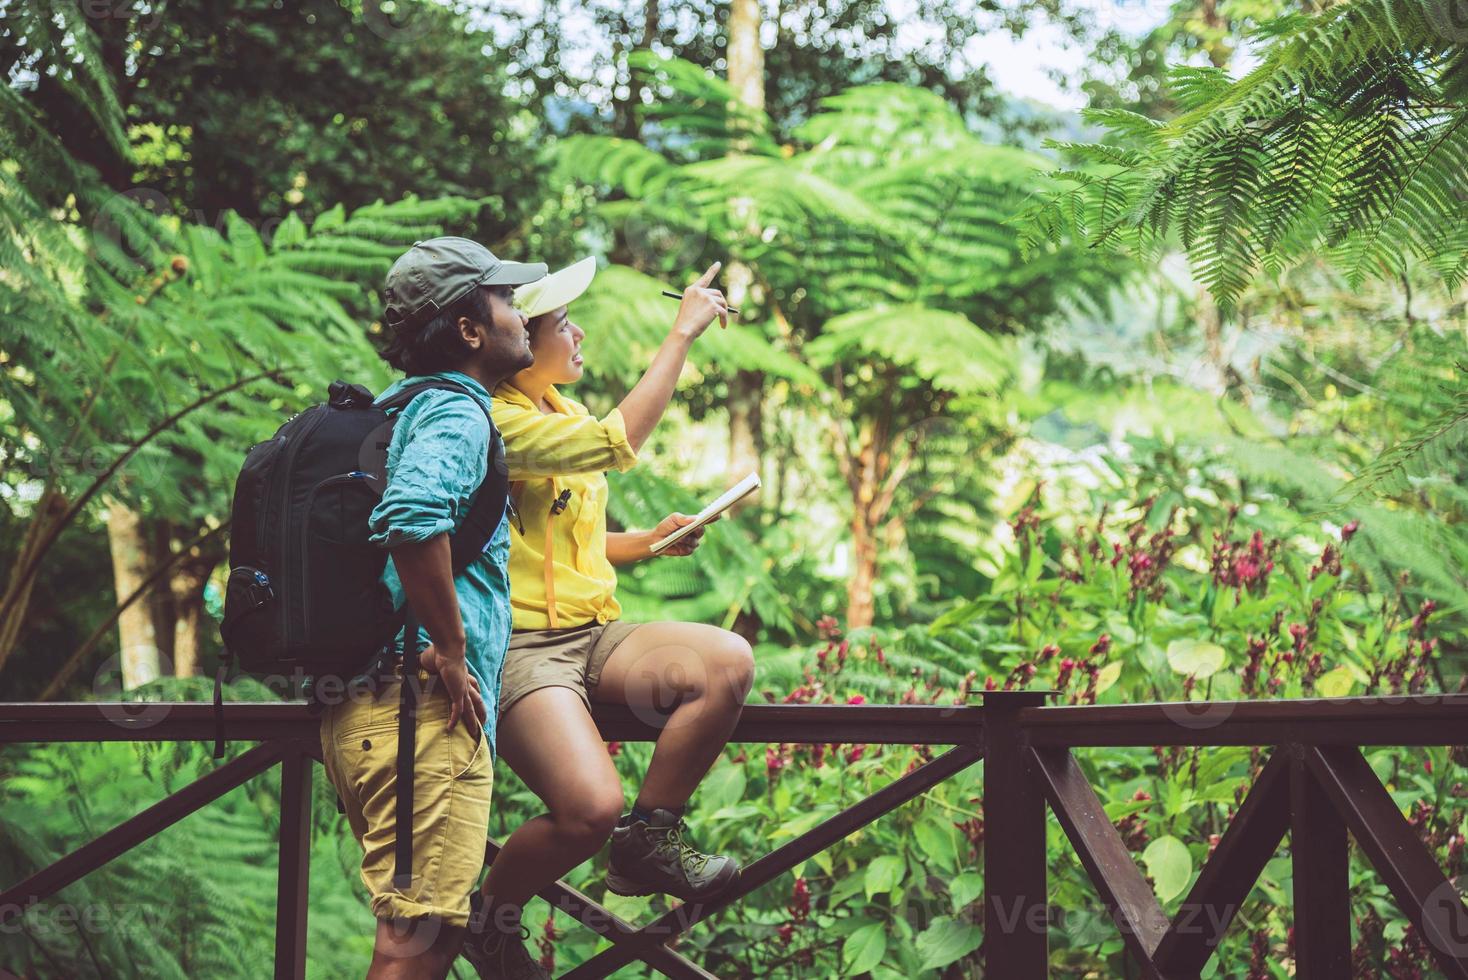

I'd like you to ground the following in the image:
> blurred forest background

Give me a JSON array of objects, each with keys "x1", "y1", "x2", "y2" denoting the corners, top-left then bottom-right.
[{"x1": 2, "y1": 0, "x2": 1467, "y2": 976}]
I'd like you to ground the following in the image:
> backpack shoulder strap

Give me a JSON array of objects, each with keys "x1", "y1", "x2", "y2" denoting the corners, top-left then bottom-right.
[
  {"x1": 377, "y1": 379, "x2": 509, "y2": 575},
  {"x1": 450, "y1": 426, "x2": 509, "y2": 574},
  {"x1": 375, "y1": 377, "x2": 487, "y2": 420}
]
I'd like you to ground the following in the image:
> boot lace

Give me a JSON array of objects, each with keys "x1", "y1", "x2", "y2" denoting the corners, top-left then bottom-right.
[
  {"x1": 654, "y1": 822, "x2": 712, "y2": 876},
  {"x1": 476, "y1": 925, "x2": 542, "y2": 978}
]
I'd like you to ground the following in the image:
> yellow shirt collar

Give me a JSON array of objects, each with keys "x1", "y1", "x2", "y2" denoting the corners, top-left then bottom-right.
[{"x1": 495, "y1": 381, "x2": 573, "y2": 414}]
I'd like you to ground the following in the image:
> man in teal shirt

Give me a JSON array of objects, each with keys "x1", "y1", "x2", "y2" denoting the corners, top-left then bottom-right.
[
  {"x1": 369, "y1": 369, "x2": 514, "y2": 762},
  {"x1": 317, "y1": 237, "x2": 547, "y2": 980}
]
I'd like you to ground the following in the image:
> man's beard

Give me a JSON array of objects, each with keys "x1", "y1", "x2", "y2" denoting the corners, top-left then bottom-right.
[
  {"x1": 509, "y1": 343, "x2": 535, "y2": 373},
  {"x1": 483, "y1": 330, "x2": 534, "y2": 381}
]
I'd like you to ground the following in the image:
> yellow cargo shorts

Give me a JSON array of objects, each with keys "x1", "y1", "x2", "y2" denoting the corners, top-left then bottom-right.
[{"x1": 319, "y1": 668, "x2": 492, "y2": 926}]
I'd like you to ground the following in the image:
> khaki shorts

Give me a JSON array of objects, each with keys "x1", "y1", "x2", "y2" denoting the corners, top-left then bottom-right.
[
  {"x1": 319, "y1": 669, "x2": 492, "y2": 926},
  {"x1": 499, "y1": 620, "x2": 643, "y2": 718}
]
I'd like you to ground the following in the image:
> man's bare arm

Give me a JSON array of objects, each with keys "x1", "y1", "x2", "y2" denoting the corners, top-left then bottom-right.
[{"x1": 390, "y1": 534, "x2": 484, "y2": 732}]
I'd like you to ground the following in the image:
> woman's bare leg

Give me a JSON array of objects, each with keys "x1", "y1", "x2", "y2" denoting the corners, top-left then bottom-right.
[
  {"x1": 590, "y1": 622, "x2": 755, "y2": 810},
  {"x1": 478, "y1": 686, "x2": 625, "y2": 914}
]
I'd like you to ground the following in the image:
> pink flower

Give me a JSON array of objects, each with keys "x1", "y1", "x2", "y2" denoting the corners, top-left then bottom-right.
[
  {"x1": 789, "y1": 877, "x2": 810, "y2": 922},
  {"x1": 1309, "y1": 544, "x2": 1341, "y2": 580},
  {"x1": 1341, "y1": 520, "x2": 1360, "y2": 543},
  {"x1": 846, "y1": 694, "x2": 866, "y2": 705},
  {"x1": 1056, "y1": 658, "x2": 1077, "y2": 689},
  {"x1": 1412, "y1": 600, "x2": 1437, "y2": 638},
  {"x1": 1010, "y1": 506, "x2": 1040, "y2": 538}
]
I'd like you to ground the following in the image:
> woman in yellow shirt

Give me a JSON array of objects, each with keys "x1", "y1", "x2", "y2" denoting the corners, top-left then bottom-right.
[{"x1": 464, "y1": 259, "x2": 754, "y2": 974}]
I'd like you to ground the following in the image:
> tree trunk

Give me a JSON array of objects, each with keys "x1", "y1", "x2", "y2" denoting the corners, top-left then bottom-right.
[
  {"x1": 846, "y1": 509, "x2": 879, "y2": 629},
  {"x1": 728, "y1": 0, "x2": 765, "y2": 112},
  {"x1": 727, "y1": 364, "x2": 764, "y2": 481},
  {"x1": 1200, "y1": 0, "x2": 1230, "y2": 68},
  {"x1": 170, "y1": 550, "x2": 216, "y2": 679},
  {"x1": 836, "y1": 376, "x2": 915, "y2": 630},
  {"x1": 725, "y1": 0, "x2": 767, "y2": 496},
  {"x1": 0, "y1": 489, "x2": 69, "y2": 673},
  {"x1": 105, "y1": 500, "x2": 161, "y2": 688},
  {"x1": 841, "y1": 420, "x2": 883, "y2": 629},
  {"x1": 150, "y1": 518, "x2": 178, "y2": 669}
]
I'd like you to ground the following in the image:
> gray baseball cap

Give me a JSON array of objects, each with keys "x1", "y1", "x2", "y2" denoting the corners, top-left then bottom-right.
[{"x1": 383, "y1": 237, "x2": 546, "y2": 330}]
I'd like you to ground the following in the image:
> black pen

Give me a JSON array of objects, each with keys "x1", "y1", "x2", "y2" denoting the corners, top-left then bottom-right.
[{"x1": 662, "y1": 290, "x2": 739, "y2": 316}]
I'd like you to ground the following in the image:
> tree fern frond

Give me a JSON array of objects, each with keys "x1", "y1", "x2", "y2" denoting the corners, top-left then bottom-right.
[{"x1": 1342, "y1": 369, "x2": 1468, "y2": 498}]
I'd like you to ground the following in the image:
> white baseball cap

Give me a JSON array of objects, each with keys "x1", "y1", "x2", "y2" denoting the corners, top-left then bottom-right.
[{"x1": 513, "y1": 256, "x2": 597, "y2": 318}]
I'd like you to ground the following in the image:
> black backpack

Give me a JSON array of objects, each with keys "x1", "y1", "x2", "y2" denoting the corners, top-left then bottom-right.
[
  {"x1": 216, "y1": 377, "x2": 508, "y2": 886},
  {"x1": 218, "y1": 378, "x2": 507, "y2": 684}
]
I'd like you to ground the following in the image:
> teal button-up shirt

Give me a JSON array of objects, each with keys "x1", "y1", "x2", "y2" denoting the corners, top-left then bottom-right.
[{"x1": 368, "y1": 371, "x2": 512, "y2": 762}]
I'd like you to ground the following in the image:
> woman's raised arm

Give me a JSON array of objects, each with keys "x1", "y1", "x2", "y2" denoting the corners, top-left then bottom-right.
[{"x1": 616, "y1": 261, "x2": 728, "y2": 452}]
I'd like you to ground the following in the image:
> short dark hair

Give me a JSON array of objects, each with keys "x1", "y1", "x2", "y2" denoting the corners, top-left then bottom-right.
[
  {"x1": 378, "y1": 284, "x2": 512, "y2": 375},
  {"x1": 525, "y1": 307, "x2": 562, "y2": 346}
]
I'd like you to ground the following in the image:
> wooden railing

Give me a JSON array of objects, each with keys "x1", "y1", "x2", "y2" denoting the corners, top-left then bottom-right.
[{"x1": 3, "y1": 692, "x2": 1468, "y2": 978}]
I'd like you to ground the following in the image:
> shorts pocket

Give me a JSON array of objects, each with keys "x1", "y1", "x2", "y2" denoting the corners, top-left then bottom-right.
[
  {"x1": 448, "y1": 720, "x2": 486, "y2": 781},
  {"x1": 331, "y1": 686, "x2": 402, "y2": 739},
  {"x1": 335, "y1": 711, "x2": 400, "y2": 742},
  {"x1": 334, "y1": 722, "x2": 398, "y2": 805}
]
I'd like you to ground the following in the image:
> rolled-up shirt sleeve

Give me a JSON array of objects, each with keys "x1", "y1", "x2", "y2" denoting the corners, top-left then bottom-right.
[
  {"x1": 369, "y1": 392, "x2": 490, "y2": 549},
  {"x1": 493, "y1": 398, "x2": 638, "y2": 480}
]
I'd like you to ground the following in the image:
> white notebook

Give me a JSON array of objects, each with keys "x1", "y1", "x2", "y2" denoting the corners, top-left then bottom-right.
[{"x1": 649, "y1": 471, "x2": 761, "y2": 554}]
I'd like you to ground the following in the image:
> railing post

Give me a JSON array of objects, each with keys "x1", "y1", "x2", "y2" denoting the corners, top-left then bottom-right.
[
  {"x1": 983, "y1": 690, "x2": 1050, "y2": 977},
  {"x1": 1288, "y1": 747, "x2": 1353, "y2": 977},
  {"x1": 1291, "y1": 745, "x2": 1344, "y2": 974},
  {"x1": 275, "y1": 746, "x2": 313, "y2": 980}
]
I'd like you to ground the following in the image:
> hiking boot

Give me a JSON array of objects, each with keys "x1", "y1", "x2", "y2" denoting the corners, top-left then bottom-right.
[
  {"x1": 461, "y1": 894, "x2": 550, "y2": 980},
  {"x1": 605, "y1": 808, "x2": 740, "y2": 902}
]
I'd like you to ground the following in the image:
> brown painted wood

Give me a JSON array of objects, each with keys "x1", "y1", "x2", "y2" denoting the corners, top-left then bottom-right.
[
  {"x1": 1289, "y1": 751, "x2": 1350, "y2": 978},
  {"x1": 0, "y1": 701, "x2": 988, "y2": 746},
  {"x1": 1153, "y1": 751, "x2": 1290, "y2": 976},
  {"x1": 8, "y1": 695, "x2": 1468, "y2": 747},
  {"x1": 1305, "y1": 745, "x2": 1468, "y2": 978},
  {"x1": 0, "y1": 742, "x2": 286, "y2": 926},
  {"x1": 562, "y1": 742, "x2": 985, "y2": 978},
  {"x1": 274, "y1": 749, "x2": 313, "y2": 980},
  {"x1": 9, "y1": 693, "x2": 1468, "y2": 978},
  {"x1": 1022, "y1": 695, "x2": 1468, "y2": 747},
  {"x1": 984, "y1": 692, "x2": 1050, "y2": 977},
  {"x1": 482, "y1": 838, "x2": 714, "y2": 980},
  {"x1": 0, "y1": 702, "x2": 321, "y2": 744},
  {"x1": 1030, "y1": 746, "x2": 1166, "y2": 977}
]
